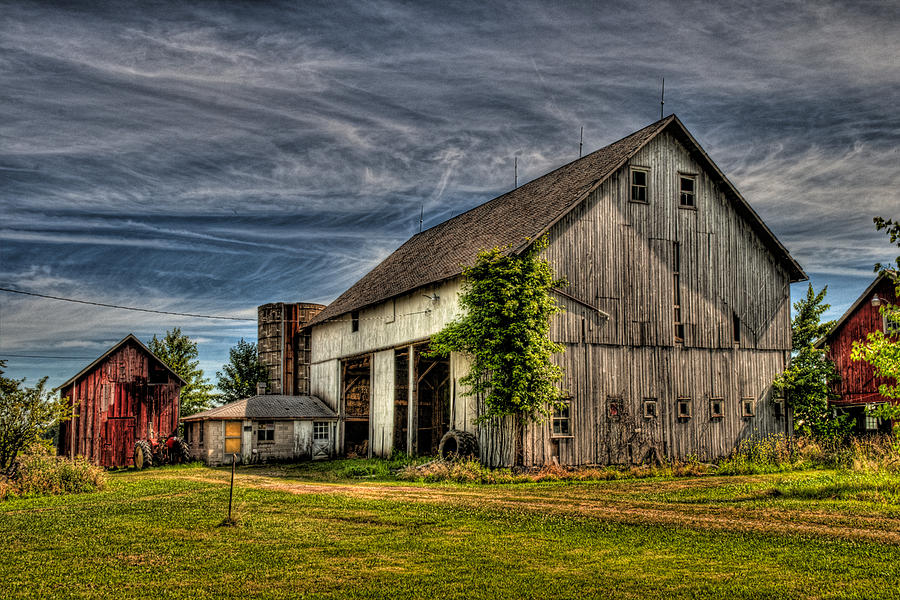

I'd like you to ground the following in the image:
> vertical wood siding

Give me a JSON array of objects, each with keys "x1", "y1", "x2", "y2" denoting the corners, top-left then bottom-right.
[{"x1": 57, "y1": 340, "x2": 181, "y2": 468}]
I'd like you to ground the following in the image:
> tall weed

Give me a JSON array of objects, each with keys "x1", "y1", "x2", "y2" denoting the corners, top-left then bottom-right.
[{"x1": 1, "y1": 443, "x2": 106, "y2": 500}]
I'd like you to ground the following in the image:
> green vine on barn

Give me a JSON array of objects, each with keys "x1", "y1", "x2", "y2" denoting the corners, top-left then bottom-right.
[{"x1": 429, "y1": 236, "x2": 566, "y2": 424}]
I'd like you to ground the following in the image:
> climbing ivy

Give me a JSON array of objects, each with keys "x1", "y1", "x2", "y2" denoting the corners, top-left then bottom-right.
[{"x1": 429, "y1": 236, "x2": 566, "y2": 424}]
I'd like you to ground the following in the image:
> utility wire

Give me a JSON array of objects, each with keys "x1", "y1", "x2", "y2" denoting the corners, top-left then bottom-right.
[
  {"x1": 1, "y1": 353, "x2": 97, "y2": 360},
  {"x1": 0, "y1": 286, "x2": 256, "y2": 321}
]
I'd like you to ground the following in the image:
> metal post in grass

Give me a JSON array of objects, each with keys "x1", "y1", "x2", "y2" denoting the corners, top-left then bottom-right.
[{"x1": 228, "y1": 453, "x2": 235, "y2": 521}]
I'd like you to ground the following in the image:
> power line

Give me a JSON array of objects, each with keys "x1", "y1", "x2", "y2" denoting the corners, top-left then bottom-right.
[
  {"x1": 1, "y1": 353, "x2": 96, "y2": 360},
  {"x1": 0, "y1": 286, "x2": 256, "y2": 321}
]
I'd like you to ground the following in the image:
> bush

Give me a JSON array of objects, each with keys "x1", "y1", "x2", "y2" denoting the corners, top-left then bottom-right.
[
  {"x1": 717, "y1": 434, "x2": 800, "y2": 475},
  {"x1": 1, "y1": 442, "x2": 106, "y2": 500}
]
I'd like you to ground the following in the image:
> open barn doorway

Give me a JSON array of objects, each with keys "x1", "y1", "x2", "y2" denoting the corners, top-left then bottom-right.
[
  {"x1": 341, "y1": 354, "x2": 371, "y2": 457},
  {"x1": 413, "y1": 345, "x2": 450, "y2": 456}
]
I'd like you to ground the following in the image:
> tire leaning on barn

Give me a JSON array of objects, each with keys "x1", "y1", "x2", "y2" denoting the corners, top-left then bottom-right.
[
  {"x1": 438, "y1": 430, "x2": 479, "y2": 461},
  {"x1": 133, "y1": 440, "x2": 153, "y2": 469},
  {"x1": 176, "y1": 438, "x2": 191, "y2": 463}
]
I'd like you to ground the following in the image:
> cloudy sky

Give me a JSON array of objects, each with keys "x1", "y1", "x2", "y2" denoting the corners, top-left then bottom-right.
[{"x1": 1, "y1": 0, "x2": 898, "y2": 389}]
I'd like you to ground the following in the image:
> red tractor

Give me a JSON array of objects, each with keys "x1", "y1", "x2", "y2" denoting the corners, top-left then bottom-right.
[{"x1": 133, "y1": 435, "x2": 190, "y2": 469}]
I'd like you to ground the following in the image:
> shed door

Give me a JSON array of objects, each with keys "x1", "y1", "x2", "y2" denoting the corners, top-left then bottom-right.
[
  {"x1": 224, "y1": 421, "x2": 242, "y2": 459},
  {"x1": 104, "y1": 418, "x2": 135, "y2": 468}
]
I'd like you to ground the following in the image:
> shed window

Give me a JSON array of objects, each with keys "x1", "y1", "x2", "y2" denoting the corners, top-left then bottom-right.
[
  {"x1": 351, "y1": 311, "x2": 360, "y2": 332},
  {"x1": 314, "y1": 422, "x2": 330, "y2": 441},
  {"x1": 257, "y1": 421, "x2": 275, "y2": 442},
  {"x1": 552, "y1": 401, "x2": 572, "y2": 437},
  {"x1": 643, "y1": 398, "x2": 657, "y2": 419},
  {"x1": 198, "y1": 422, "x2": 204, "y2": 447},
  {"x1": 679, "y1": 175, "x2": 696, "y2": 207},
  {"x1": 630, "y1": 168, "x2": 649, "y2": 203},
  {"x1": 710, "y1": 397, "x2": 724, "y2": 419},
  {"x1": 865, "y1": 412, "x2": 880, "y2": 431},
  {"x1": 677, "y1": 397, "x2": 692, "y2": 419},
  {"x1": 742, "y1": 397, "x2": 756, "y2": 418}
]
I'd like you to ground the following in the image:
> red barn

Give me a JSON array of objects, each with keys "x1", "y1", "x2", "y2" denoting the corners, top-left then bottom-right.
[
  {"x1": 57, "y1": 334, "x2": 185, "y2": 467},
  {"x1": 819, "y1": 272, "x2": 899, "y2": 432}
]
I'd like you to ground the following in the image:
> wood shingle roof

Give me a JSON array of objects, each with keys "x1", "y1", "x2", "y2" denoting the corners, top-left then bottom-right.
[
  {"x1": 181, "y1": 395, "x2": 337, "y2": 422},
  {"x1": 310, "y1": 115, "x2": 805, "y2": 326}
]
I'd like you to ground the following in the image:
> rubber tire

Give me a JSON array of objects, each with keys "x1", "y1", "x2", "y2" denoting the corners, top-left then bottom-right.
[
  {"x1": 133, "y1": 440, "x2": 153, "y2": 470},
  {"x1": 175, "y1": 438, "x2": 191, "y2": 464},
  {"x1": 438, "y1": 430, "x2": 479, "y2": 461}
]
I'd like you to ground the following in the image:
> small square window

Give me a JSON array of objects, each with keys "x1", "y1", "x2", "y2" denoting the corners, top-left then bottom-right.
[
  {"x1": 608, "y1": 396, "x2": 621, "y2": 419},
  {"x1": 710, "y1": 397, "x2": 724, "y2": 419},
  {"x1": 552, "y1": 401, "x2": 572, "y2": 437},
  {"x1": 679, "y1": 175, "x2": 696, "y2": 207},
  {"x1": 643, "y1": 398, "x2": 657, "y2": 419},
  {"x1": 884, "y1": 314, "x2": 900, "y2": 337},
  {"x1": 631, "y1": 168, "x2": 649, "y2": 203},
  {"x1": 773, "y1": 399, "x2": 785, "y2": 419},
  {"x1": 865, "y1": 412, "x2": 880, "y2": 430},
  {"x1": 314, "y1": 421, "x2": 330, "y2": 440},
  {"x1": 257, "y1": 421, "x2": 275, "y2": 442},
  {"x1": 351, "y1": 311, "x2": 360, "y2": 332},
  {"x1": 742, "y1": 397, "x2": 755, "y2": 418},
  {"x1": 677, "y1": 397, "x2": 692, "y2": 419}
]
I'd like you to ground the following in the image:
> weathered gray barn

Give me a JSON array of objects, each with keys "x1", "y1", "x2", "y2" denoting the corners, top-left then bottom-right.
[
  {"x1": 181, "y1": 395, "x2": 337, "y2": 465},
  {"x1": 287, "y1": 115, "x2": 805, "y2": 466}
]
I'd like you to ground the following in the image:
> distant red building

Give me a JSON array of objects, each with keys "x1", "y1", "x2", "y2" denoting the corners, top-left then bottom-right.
[
  {"x1": 819, "y1": 272, "x2": 899, "y2": 432},
  {"x1": 57, "y1": 334, "x2": 185, "y2": 467}
]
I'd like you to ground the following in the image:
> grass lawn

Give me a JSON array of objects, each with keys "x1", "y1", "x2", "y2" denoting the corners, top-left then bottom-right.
[{"x1": 3, "y1": 462, "x2": 900, "y2": 599}]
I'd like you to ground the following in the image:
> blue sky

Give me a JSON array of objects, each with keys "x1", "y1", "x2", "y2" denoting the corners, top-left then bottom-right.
[{"x1": 1, "y1": 0, "x2": 898, "y2": 389}]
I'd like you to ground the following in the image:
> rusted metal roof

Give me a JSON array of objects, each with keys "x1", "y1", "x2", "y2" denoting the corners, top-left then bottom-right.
[
  {"x1": 56, "y1": 333, "x2": 187, "y2": 391},
  {"x1": 181, "y1": 394, "x2": 337, "y2": 421},
  {"x1": 310, "y1": 115, "x2": 806, "y2": 326}
]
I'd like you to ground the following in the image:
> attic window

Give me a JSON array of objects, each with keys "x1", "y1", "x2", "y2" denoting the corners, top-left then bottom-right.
[
  {"x1": 148, "y1": 364, "x2": 168, "y2": 385},
  {"x1": 351, "y1": 311, "x2": 360, "y2": 332},
  {"x1": 630, "y1": 168, "x2": 649, "y2": 203},
  {"x1": 710, "y1": 397, "x2": 724, "y2": 419},
  {"x1": 679, "y1": 174, "x2": 696, "y2": 208}
]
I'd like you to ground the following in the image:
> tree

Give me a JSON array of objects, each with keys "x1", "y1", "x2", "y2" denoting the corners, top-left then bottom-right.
[
  {"x1": 216, "y1": 338, "x2": 268, "y2": 403},
  {"x1": 773, "y1": 284, "x2": 846, "y2": 438},
  {"x1": 429, "y1": 236, "x2": 566, "y2": 464},
  {"x1": 0, "y1": 361, "x2": 71, "y2": 477},
  {"x1": 148, "y1": 328, "x2": 216, "y2": 417},
  {"x1": 851, "y1": 216, "x2": 900, "y2": 400}
]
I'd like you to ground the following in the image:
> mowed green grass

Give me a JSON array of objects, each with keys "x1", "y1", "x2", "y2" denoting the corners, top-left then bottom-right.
[{"x1": 2, "y1": 464, "x2": 900, "y2": 600}]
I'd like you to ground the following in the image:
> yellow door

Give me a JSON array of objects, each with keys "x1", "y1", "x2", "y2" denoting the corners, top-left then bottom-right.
[{"x1": 224, "y1": 421, "x2": 241, "y2": 455}]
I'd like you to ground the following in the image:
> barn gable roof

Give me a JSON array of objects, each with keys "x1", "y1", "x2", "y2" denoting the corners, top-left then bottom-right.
[
  {"x1": 57, "y1": 333, "x2": 187, "y2": 391},
  {"x1": 815, "y1": 271, "x2": 897, "y2": 348},
  {"x1": 181, "y1": 395, "x2": 337, "y2": 421},
  {"x1": 310, "y1": 115, "x2": 806, "y2": 326}
]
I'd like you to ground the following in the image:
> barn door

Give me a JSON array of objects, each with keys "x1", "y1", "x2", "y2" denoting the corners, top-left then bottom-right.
[{"x1": 104, "y1": 418, "x2": 135, "y2": 468}]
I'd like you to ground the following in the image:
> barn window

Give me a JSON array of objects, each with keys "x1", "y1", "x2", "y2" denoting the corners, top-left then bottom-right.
[
  {"x1": 351, "y1": 311, "x2": 360, "y2": 332},
  {"x1": 552, "y1": 400, "x2": 572, "y2": 437},
  {"x1": 677, "y1": 397, "x2": 692, "y2": 419},
  {"x1": 148, "y1": 363, "x2": 168, "y2": 385},
  {"x1": 257, "y1": 421, "x2": 275, "y2": 443},
  {"x1": 732, "y1": 312, "x2": 741, "y2": 344},
  {"x1": 679, "y1": 174, "x2": 696, "y2": 208},
  {"x1": 607, "y1": 396, "x2": 621, "y2": 419},
  {"x1": 865, "y1": 410, "x2": 880, "y2": 431},
  {"x1": 884, "y1": 314, "x2": 900, "y2": 337},
  {"x1": 630, "y1": 167, "x2": 649, "y2": 203},
  {"x1": 673, "y1": 242, "x2": 684, "y2": 343},
  {"x1": 710, "y1": 397, "x2": 724, "y2": 419},
  {"x1": 643, "y1": 398, "x2": 657, "y2": 419},
  {"x1": 773, "y1": 398, "x2": 785, "y2": 419},
  {"x1": 741, "y1": 397, "x2": 755, "y2": 418},
  {"x1": 314, "y1": 422, "x2": 330, "y2": 440}
]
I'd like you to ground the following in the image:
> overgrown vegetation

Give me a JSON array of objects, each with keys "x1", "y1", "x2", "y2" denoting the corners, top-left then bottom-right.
[
  {"x1": 0, "y1": 359, "x2": 71, "y2": 477},
  {"x1": 0, "y1": 442, "x2": 106, "y2": 500},
  {"x1": 851, "y1": 216, "x2": 900, "y2": 400},
  {"x1": 149, "y1": 327, "x2": 216, "y2": 416},
  {"x1": 429, "y1": 236, "x2": 565, "y2": 464},
  {"x1": 773, "y1": 285, "x2": 847, "y2": 438}
]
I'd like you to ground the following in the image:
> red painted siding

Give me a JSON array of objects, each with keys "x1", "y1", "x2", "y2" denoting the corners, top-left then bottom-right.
[
  {"x1": 826, "y1": 277, "x2": 898, "y2": 406},
  {"x1": 57, "y1": 340, "x2": 181, "y2": 467}
]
